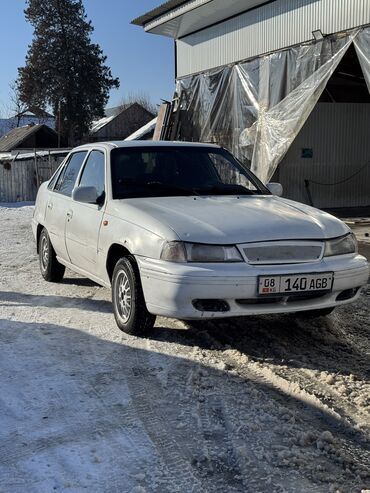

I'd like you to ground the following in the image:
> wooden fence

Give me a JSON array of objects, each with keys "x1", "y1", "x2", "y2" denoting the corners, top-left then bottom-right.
[{"x1": 0, "y1": 151, "x2": 69, "y2": 203}]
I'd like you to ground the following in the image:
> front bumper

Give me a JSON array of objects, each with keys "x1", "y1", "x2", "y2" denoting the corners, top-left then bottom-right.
[{"x1": 138, "y1": 254, "x2": 369, "y2": 319}]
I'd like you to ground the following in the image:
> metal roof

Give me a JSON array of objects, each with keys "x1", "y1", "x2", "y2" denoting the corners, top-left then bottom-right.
[
  {"x1": 132, "y1": 0, "x2": 276, "y2": 38},
  {"x1": 132, "y1": 0, "x2": 189, "y2": 27}
]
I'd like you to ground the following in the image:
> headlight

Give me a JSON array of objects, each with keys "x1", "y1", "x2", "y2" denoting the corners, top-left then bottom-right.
[
  {"x1": 160, "y1": 241, "x2": 243, "y2": 263},
  {"x1": 324, "y1": 233, "x2": 357, "y2": 257}
]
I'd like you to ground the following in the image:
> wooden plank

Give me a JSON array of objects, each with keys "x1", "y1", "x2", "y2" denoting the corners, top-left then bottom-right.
[{"x1": 153, "y1": 104, "x2": 170, "y2": 141}]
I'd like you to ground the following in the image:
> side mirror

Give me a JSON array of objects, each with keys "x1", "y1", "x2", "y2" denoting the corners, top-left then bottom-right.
[
  {"x1": 72, "y1": 186, "x2": 99, "y2": 204},
  {"x1": 266, "y1": 182, "x2": 283, "y2": 197}
]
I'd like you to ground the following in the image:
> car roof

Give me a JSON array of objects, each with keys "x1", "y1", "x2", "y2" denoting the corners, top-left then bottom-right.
[{"x1": 70, "y1": 140, "x2": 222, "y2": 153}]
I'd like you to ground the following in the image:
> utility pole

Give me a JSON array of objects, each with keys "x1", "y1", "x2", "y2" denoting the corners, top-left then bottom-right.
[{"x1": 57, "y1": 100, "x2": 61, "y2": 148}]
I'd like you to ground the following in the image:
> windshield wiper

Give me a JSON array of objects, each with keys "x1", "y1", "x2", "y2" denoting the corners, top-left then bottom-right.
[
  {"x1": 197, "y1": 184, "x2": 259, "y2": 195},
  {"x1": 143, "y1": 182, "x2": 200, "y2": 196}
]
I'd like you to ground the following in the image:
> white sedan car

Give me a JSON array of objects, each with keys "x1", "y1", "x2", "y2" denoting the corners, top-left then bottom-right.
[{"x1": 32, "y1": 141, "x2": 369, "y2": 335}]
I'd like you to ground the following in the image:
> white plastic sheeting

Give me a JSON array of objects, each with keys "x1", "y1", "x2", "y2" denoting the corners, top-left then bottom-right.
[
  {"x1": 175, "y1": 58, "x2": 260, "y2": 162},
  {"x1": 354, "y1": 26, "x2": 370, "y2": 95},
  {"x1": 244, "y1": 32, "x2": 357, "y2": 182},
  {"x1": 175, "y1": 29, "x2": 368, "y2": 183}
]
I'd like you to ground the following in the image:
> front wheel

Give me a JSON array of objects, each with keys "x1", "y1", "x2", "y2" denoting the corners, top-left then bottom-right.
[
  {"x1": 112, "y1": 256, "x2": 156, "y2": 336},
  {"x1": 39, "y1": 228, "x2": 65, "y2": 282}
]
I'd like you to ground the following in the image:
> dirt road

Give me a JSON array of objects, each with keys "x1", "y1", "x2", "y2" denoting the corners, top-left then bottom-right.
[{"x1": 0, "y1": 205, "x2": 369, "y2": 492}]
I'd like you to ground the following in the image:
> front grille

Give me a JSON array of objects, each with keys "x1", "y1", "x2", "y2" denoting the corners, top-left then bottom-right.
[
  {"x1": 242, "y1": 241, "x2": 323, "y2": 264},
  {"x1": 286, "y1": 291, "x2": 328, "y2": 302},
  {"x1": 236, "y1": 291, "x2": 329, "y2": 306}
]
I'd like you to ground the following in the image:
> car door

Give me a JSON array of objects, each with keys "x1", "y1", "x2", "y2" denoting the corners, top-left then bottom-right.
[
  {"x1": 65, "y1": 149, "x2": 106, "y2": 276},
  {"x1": 45, "y1": 151, "x2": 88, "y2": 261}
]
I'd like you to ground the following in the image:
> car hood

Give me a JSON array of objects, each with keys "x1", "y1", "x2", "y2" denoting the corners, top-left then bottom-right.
[{"x1": 113, "y1": 195, "x2": 349, "y2": 244}]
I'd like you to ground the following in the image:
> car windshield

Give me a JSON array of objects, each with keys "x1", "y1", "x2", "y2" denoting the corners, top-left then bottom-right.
[{"x1": 110, "y1": 146, "x2": 269, "y2": 199}]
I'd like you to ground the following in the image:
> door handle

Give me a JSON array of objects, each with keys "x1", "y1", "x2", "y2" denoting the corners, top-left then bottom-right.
[{"x1": 66, "y1": 211, "x2": 73, "y2": 220}]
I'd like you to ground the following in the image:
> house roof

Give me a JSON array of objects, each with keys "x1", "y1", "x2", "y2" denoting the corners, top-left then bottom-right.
[
  {"x1": 90, "y1": 115, "x2": 116, "y2": 134},
  {"x1": 15, "y1": 108, "x2": 54, "y2": 119},
  {"x1": 124, "y1": 117, "x2": 158, "y2": 141},
  {"x1": 104, "y1": 106, "x2": 124, "y2": 118},
  {"x1": 132, "y1": 0, "x2": 188, "y2": 27},
  {"x1": 132, "y1": 0, "x2": 275, "y2": 38},
  {"x1": 0, "y1": 124, "x2": 56, "y2": 153},
  {"x1": 90, "y1": 103, "x2": 155, "y2": 135}
]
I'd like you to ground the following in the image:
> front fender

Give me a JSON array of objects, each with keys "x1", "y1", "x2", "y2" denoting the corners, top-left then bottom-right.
[{"x1": 99, "y1": 214, "x2": 168, "y2": 260}]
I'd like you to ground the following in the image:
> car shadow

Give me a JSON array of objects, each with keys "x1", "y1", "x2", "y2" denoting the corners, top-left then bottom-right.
[
  {"x1": 151, "y1": 307, "x2": 370, "y2": 382},
  {"x1": 61, "y1": 276, "x2": 100, "y2": 287},
  {"x1": 0, "y1": 290, "x2": 112, "y2": 313},
  {"x1": 0, "y1": 318, "x2": 368, "y2": 492}
]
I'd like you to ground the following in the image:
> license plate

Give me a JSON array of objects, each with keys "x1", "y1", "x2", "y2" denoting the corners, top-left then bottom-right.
[{"x1": 258, "y1": 273, "x2": 333, "y2": 295}]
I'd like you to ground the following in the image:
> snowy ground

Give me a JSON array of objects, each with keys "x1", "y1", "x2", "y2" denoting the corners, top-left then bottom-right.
[{"x1": 0, "y1": 205, "x2": 369, "y2": 493}]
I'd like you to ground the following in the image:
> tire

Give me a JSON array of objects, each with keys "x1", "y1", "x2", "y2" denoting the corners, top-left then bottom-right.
[
  {"x1": 112, "y1": 256, "x2": 156, "y2": 336},
  {"x1": 39, "y1": 228, "x2": 65, "y2": 282},
  {"x1": 296, "y1": 307, "x2": 335, "y2": 318}
]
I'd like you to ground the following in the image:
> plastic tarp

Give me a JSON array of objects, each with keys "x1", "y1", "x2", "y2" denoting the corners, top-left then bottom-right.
[
  {"x1": 245, "y1": 32, "x2": 357, "y2": 182},
  {"x1": 354, "y1": 26, "x2": 370, "y2": 95},
  {"x1": 175, "y1": 58, "x2": 260, "y2": 162},
  {"x1": 175, "y1": 30, "x2": 361, "y2": 183}
]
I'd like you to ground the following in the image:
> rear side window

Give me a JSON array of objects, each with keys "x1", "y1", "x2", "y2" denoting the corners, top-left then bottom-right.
[
  {"x1": 48, "y1": 162, "x2": 65, "y2": 190},
  {"x1": 79, "y1": 150, "x2": 105, "y2": 199},
  {"x1": 54, "y1": 151, "x2": 87, "y2": 196}
]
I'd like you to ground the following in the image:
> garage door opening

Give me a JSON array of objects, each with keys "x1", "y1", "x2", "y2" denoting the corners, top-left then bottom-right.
[{"x1": 273, "y1": 44, "x2": 370, "y2": 211}]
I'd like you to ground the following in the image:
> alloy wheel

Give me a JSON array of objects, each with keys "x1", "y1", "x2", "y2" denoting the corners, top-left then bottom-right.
[{"x1": 116, "y1": 270, "x2": 132, "y2": 322}]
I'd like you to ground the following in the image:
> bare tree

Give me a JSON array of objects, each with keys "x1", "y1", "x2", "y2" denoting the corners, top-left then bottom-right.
[
  {"x1": 119, "y1": 92, "x2": 158, "y2": 116},
  {"x1": 9, "y1": 81, "x2": 28, "y2": 127}
]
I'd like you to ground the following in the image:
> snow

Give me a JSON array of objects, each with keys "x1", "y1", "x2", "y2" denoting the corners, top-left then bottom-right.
[
  {"x1": 0, "y1": 116, "x2": 55, "y2": 138},
  {"x1": 90, "y1": 115, "x2": 116, "y2": 133},
  {"x1": 0, "y1": 201, "x2": 35, "y2": 208},
  {"x1": 0, "y1": 204, "x2": 369, "y2": 492},
  {"x1": 125, "y1": 117, "x2": 158, "y2": 141},
  {"x1": 0, "y1": 149, "x2": 69, "y2": 161}
]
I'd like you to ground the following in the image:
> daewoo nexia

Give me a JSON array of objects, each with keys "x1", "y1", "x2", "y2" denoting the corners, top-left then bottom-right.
[{"x1": 32, "y1": 142, "x2": 369, "y2": 334}]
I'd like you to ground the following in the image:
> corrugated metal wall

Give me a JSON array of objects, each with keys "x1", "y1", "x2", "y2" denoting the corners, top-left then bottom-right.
[
  {"x1": 177, "y1": 0, "x2": 370, "y2": 77},
  {"x1": 0, "y1": 155, "x2": 64, "y2": 203},
  {"x1": 274, "y1": 103, "x2": 370, "y2": 209}
]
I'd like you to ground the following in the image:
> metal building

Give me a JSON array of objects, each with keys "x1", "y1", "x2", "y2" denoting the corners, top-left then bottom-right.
[{"x1": 133, "y1": 0, "x2": 370, "y2": 209}]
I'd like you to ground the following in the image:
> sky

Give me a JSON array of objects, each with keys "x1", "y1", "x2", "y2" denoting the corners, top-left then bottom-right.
[{"x1": 0, "y1": 0, "x2": 175, "y2": 116}]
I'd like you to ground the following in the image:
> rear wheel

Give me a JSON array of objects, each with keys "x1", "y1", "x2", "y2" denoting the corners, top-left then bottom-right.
[
  {"x1": 112, "y1": 256, "x2": 156, "y2": 336},
  {"x1": 39, "y1": 228, "x2": 65, "y2": 282},
  {"x1": 296, "y1": 307, "x2": 335, "y2": 318}
]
